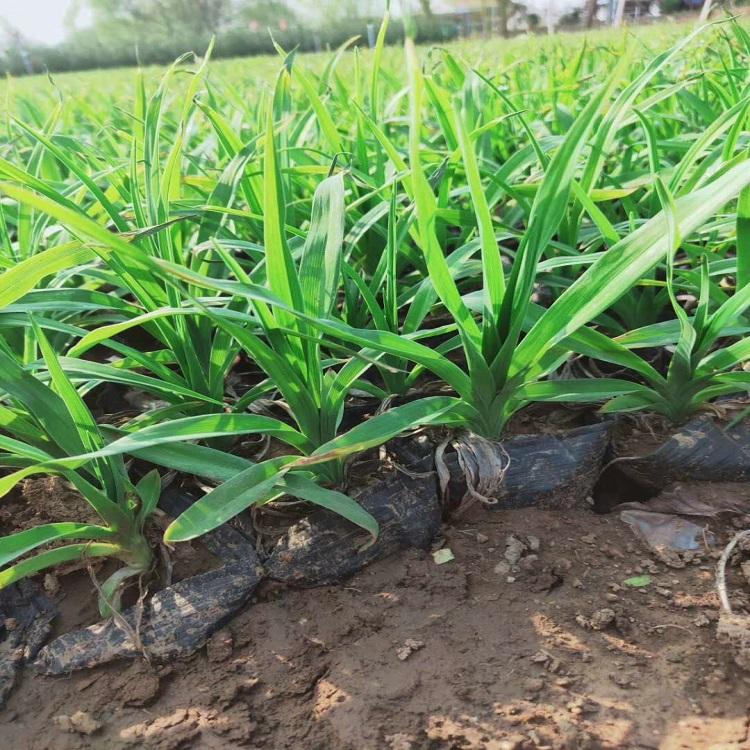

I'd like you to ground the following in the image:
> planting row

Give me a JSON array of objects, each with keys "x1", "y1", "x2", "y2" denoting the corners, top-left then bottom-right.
[{"x1": 0, "y1": 16, "x2": 750, "y2": 619}]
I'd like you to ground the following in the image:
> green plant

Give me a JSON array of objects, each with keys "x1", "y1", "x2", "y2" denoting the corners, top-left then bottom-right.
[
  {"x1": 558, "y1": 179, "x2": 750, "y2": 423},
  {"x1": 276, "y1": 33, "x2": 750, "y2": 440},
  {"x1": 0, "y1": 167, "x2": 458, "y2": 544},
  {"x1": 0, "y1": 323, "x2": 157, "y2": 613},
  {"x1": 2, "y1": 16, "x2": 750, "y2": 579},
  {"x1": 0, "y1": 49, "x2": 252, "y2": 419}
]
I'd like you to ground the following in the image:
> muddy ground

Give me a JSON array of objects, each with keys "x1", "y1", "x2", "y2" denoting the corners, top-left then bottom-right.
[{"x1": 2, "y1": 506, "x2": 750, "y2": 750}]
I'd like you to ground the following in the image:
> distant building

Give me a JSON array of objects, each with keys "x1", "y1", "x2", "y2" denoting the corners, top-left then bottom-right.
[
  {"x1": 430, "y1": 0, "x2": 581, "y2": 31},
  {"x1": 594, "y1": 0, "x2": 660, "y2": 23},
  {"x1": 432, "y1": 0, "x2": 494, "y2": 9}
]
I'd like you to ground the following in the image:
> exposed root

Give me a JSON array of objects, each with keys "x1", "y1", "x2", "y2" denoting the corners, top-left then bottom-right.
[
  {"x1": 715, "y1": 529, "x2": 750, "y2": 671},
  {"x1": 434, "y1": 437, "x2": 452, "y2": 505},
  {"x1": 87, "y1": 563, "x2": 151, "y2": 665},
  {"x1": 390, "y1": 461, "x2": 435, "y2": 481},
  {"x1": 598, "y1": 453, "x2": 646, "y2": 474},
  {"x1": 134, "y1": 575, "x2": 151, "y2": 666},
  {"x1": 563, "y1": 353, "x2": 628, "y2": 381},
  {"x1": 435, "y1": 432, "x2": 511, "y2": 515},
  {"x1": 716, "y1": 529, "x2": 750, "y2": 614},
  {"x1": 251, "y1": 501, "x2": 309, "y2": 554},
  {"x1": 241, "y1": 433, "x2": 271, "y2": 461},
  {"x1": 454, "y1": 433, "x2": 510, "y2": 507},
  {"x1": 159, "y1": 543, "x2": 174, "y2": 589},
  {"x1": 376, "y1": 395, "x2": 395, "y2": 416},
  {"x1": 646, "y1": 623, "x2": 693, "y2": 634}
]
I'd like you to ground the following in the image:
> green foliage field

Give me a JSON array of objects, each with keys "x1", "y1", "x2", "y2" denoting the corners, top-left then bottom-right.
[{"x1": 1, "y1": 15, "x2": 750, "y2": 608}]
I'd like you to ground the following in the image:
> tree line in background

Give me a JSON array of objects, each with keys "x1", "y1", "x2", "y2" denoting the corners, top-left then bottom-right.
[
  {"x1": 1, "y1": 0, "x2": 464, "y2": 74},
  {"x1": 0, "y1": 0, "x2": 714, "y2": 75},
  {"x1": 73, "y1": 0, "x2": 529, "y2": 42}
]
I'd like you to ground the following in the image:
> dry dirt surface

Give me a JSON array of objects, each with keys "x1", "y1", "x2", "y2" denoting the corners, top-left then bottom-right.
[{"x1": 2, "y1": 507, "x2": 750, "y2": 750}]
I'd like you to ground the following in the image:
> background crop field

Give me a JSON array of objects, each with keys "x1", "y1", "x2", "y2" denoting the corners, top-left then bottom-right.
[{"x1": 1, "y1": 21, "x2": 697, "y2": 109}]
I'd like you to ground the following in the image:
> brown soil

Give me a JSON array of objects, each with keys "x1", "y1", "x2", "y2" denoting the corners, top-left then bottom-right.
[
  {"x1": 610, "y1": 415, "x2": 675, "y2": 461},
  {"x1": 0, "y1": 477, "x2": 218, "y2": 596},
  {"x1": 502, "y1": 403, "x2": 599, "y2": 437},
  {"x1": 3, "y1": 507, "x2": 750, "y2": 750},
  {"x1": 11, "y1": 476, "x2": 102, "y2": 528}
]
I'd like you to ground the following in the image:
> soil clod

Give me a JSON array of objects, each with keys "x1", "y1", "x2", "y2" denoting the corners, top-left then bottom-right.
[{"x1": 53, "y1": 710, "x2": 102, "y2": 735}]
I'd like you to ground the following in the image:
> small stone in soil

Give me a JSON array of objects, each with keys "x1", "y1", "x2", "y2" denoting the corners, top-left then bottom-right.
[
  {"x1": 569, "y1": 698, "x2": 600, "y2": 715},
  {"x1": 396, "y1": 639, "x2": 425, "y2": 661},
  {"x1": 432, "y1": 548, "x2": 455, "y2": 565},
  {"x1": 206, "y1": 628, "x2": 234, "y2": 663},
  {"x1": 498, "y1": 734, "x2": 526, "y2": 750},
  {"x1": 385, "y1": 733, "x2": 416, "y2": 750},
  {"x1": 53, "y1": 711, "x2": 102, "y2": 735},
  {"x1": 494, "y1": 560, "x2": 512, "y2": 576},
  {"x1": 610, "y1": 674, "x2": 634, "y2": 689},
  {"x1": 43, "y1": 573, "x2": 60, "y2": 596},
  {"x1": 504, "y1": 535, "x2": 526, "y2": 565},
  {"x1": 576, "y1": 608, "x2": 616, "y2": 631},
  {"x1": 524, "y1": 677, "x2": 545, "y2": 694},
  {"x1": 526, "y1": 535, "x2": 541, "y2": 552}
]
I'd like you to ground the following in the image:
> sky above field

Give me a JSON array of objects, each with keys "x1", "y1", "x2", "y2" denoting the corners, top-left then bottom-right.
[{"x1": 0, "y1": 0, "x2": 90, "y2": 44}]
